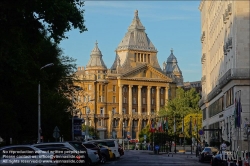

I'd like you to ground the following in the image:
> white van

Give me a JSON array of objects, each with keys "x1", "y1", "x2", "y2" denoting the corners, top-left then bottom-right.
[{"x1": 86, "y1": 139, "x2": 120, "y2": 158}]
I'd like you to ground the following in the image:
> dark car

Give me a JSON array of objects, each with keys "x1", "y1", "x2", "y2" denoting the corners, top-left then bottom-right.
[
  {"x1": 118, "y1": 144, "x2": 124, "y2": 156},
  {"x1": 83, "y1": 142, "x2": 108, "y2": 164},
  {"x1": 199, "y1": 147, "x2": 218, "y2": 162}
]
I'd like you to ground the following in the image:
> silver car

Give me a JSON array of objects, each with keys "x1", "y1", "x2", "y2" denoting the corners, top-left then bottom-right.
[
  {"x1": 0, "y1": 145, "x2": 54, "y2": 166},
  {"x1": 84, "y1": 148, "x2": 99, "y2": 165}
]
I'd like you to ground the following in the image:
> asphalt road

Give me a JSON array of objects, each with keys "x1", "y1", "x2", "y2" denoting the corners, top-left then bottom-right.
[{"x1": 105, "y1": 150, "x2": 211, "y2": 166}]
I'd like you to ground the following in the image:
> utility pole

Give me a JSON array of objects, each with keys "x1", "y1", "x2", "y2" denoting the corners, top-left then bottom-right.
[{"x1": 190, "y1": 116, "x2": 192, "y2": 155}]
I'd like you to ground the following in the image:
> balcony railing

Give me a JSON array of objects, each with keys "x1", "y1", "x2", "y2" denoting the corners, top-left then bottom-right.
[
  {"x1": 132, "y1": 112, "x2": 138, "y2": 115},
  {"x1": 141, "y1": 112, "x2": 147, "y2": 115},
  {"x1": 95, "y1": 114, "x2": 109, "y2": 118}
]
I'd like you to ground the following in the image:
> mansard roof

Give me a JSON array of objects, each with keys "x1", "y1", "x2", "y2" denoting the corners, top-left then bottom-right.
[
  {"x1": 116, "y1": 10, "x2": 157, "y2": 52},
  {"x1": 86, "y1": 41, "x2": 107, "y2": 70}
]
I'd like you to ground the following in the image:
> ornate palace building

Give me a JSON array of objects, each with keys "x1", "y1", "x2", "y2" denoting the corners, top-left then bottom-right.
[
  {"x1": 199, "y1": 1, "x2": 250, "y2": 151},
  {"x1": 73, "y1": 10, "x2": 183, "y2": 139}
]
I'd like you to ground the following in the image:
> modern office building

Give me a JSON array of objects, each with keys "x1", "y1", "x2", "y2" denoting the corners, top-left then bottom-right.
[
  {"x1": 199, "y1": 0, "x2": 250, "y2": 151},
  {"x1": 73, "y1": 10, "x2": 183, "y2": 139}
]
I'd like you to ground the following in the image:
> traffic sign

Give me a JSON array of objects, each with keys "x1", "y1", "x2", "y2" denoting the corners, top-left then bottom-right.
[
  {"x1": 155, "y1": 145, "x2": 159, "y2": 150},
  {"x1": 199, "y1": 130, "x2": 204, "y2": 135}
]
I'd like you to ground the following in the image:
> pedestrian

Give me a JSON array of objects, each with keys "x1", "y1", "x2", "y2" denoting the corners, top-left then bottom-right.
[
  {"x1": 220, "y1": 141, "x2": 227, "y2": 152},
  {"x1": 196, "y1": 143, "x2": 201, "y2": 157},
  {"x1": 205, "y1": 142, "x2": 209, "y2": 147}
]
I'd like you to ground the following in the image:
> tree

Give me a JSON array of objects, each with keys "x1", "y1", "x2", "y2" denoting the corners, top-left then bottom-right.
[
  {"x1": 0, "y1": 0, "x2": 87, "y2": 144},
  {"x1": 82, "y1": 125, "x2": 99, "y2": 140},
  {"x1": 158, "y1": 87, "x2": 202, "y2": 142}
]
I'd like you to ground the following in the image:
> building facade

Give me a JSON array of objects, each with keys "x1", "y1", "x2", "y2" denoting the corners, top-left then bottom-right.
[
  {"x1": 199, "y1": 0, "x2": 250, "y2": 151},
  {"x1": 73, "y1": 10, "x2": 183, "y2": 140}
]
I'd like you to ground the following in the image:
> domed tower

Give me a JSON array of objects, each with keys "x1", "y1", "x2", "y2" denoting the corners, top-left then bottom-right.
[
  {"x1": 85, "y1": 41, "x2": 107, "y2": 74},
  {"x1": 163, "y1": 48, "x2": 183, "y2": 86},
  {"x1": 110, "y1": 10, "x2": 161, "y2": 73}
]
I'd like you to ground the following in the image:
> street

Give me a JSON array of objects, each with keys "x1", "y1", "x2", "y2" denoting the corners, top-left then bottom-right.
[{"x1": 105, "y1": 150, "x2": 210, "y2": 166}]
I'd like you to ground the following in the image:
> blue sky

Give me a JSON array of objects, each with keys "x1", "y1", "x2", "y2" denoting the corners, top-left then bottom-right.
[{"x1": 60, "y1": 1, "x2": 202, "y2": 82}]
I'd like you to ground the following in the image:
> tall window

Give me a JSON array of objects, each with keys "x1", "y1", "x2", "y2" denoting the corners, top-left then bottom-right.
[
  {"x1": 113, "y1": 96, "x2": 116, "y2": 103},
  {"x1": 112, "y1": 108, "x2": 116, "y2": 114},
  {"x1": 123, "y1": 97, "x2": 127, "y2": 103},
  {"x1": 113, "y1": 119, "x2": 118, "y2": 127},
  {"x1": 151, "y1": 98, "x2": 154, "y2": 105},
  {"x1": 161, "y1": 88, "x2": 164, "y2": 94},
  {"x1": 161, "y1": 98, "x2": 164, "y2": 105},
  {"x1": 113, "y1": 85, "x2": 116, "y2": 92},
  {"x1": 143, "y1": 98, "x2": 146, "y2": 104},
  {"x1": 123, "y1": 108, "x2": 126, "y2": 114},
  {"x1": 151, "y1": 88, "x2": 155, "y2": 94},
  {"x1": 133, "y1": 97, "x2": 136, "y2": 104},
  {"x1": 133, "y1": 120, "x2": 138, "y2": 127}
]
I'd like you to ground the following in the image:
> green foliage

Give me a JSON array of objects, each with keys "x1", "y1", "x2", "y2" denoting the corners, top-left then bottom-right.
[
  {"x1": 138, "y1": 125, "x2": 151, "y2": 143},
  {"x1": 0, "y1": 0, "x2": 87, "y2": 144},
  {"x1": 158, "y1": 87, "x2": 202, "y2": 139},
  {"x1": 82, "y1": 125, "x2": 100, "y2": 140}
]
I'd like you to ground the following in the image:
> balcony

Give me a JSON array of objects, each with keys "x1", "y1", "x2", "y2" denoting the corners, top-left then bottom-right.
[
  {"x1": 201, "y1": 53, "x2": 206, "y2": 64},
  {"x1": 223, "y1": 45, "x2": 227, "y2": 55},
  {"x1": 201, "y1": 75, "x2": 206, "y2": 84},
  {"x1": 95, "y1": 114, "x2": 109, "y2": 118},
  {"x1": 223, "y1": 14, "x2": 227, "y2": 24},
  {"x1": 132, "y1": 112, "x2": 138, "y2": 115},
  {"x1": 228, "y1": 37, "x2": 232, "y2": 48},
  {"x1": 141, "y1": 112, "x2": 147, "y2": 115},
  {"x1": 200, "y1": 31, "x2": 205, "y2": 43},
  {"x1": 225, "y1": 9, "x2": 229, "y2": 19},
  {"x1": 228, "y1": 4, "x2": 232, "y2": 15}
]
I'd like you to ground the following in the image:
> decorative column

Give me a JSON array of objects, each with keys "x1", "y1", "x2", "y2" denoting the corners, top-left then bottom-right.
[
  {"x1": 165, "y1": 84, "x2": 170, "y2": 105},
  {"x1": 129, "y1": 85, "x2": 133, "y2": 115},
  {"x1": 138, "y1": 85, "x2": 142, "y2": 115},
  {"x1": 119, "y1": 84, "x2": 123, "y2": 114},
  {"x1": 137, "y1": 118, "x2": 142, "y2": 139},
  {"x1": 147, "y1": 86, "x2": 151, "y2": 115},
  {"x1": 156, "y1": 86, "x2": 160, "y2": 112}
]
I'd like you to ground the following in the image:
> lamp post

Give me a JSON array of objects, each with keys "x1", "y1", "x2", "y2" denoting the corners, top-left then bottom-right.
[
  {"x1": 123, "y1": 122, "x2": 125, "y2": 151},
  {"x1": 71, "y1": 86, "x2": 83, "y2": 141},
  {"x1": 38, "y1": 63, "x2": 54, "y2": 143},
  {"x1": 85, "y1": 99, "x2": 94, "y2": 140},
  {"x1": 190, "y1": 116, "x2": 192, "y2": 155}
]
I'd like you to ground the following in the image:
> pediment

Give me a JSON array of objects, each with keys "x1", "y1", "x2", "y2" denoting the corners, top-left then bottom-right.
[{"x1": 120, "y1": 64, "x2": 172, "y2": 82}]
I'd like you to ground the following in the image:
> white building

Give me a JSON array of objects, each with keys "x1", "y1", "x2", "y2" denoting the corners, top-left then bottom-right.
[{"x1": 199, "y1": 0, "x2": 250, "y2": 151}]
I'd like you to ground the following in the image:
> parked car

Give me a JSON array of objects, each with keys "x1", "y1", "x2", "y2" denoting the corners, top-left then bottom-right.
[
  {"x1": 199, "y1": 147, "x2": 219, "y2": 163},
  {"x1": 98, "y1": 145, "x2": 114, "y2": 160},
  {"x1": 210, "y1": 150, "x2": 232, "y2": 166},
  {"x1": 32, "y1": 141, "x2": 90, "y2": 166},
  {"x1": 37, "y1": 146, "x2": 85, "y2": 166},
  {"x1": 129, "y1": 139, "x2": 138, "y2": 143},
  {"x1": 0, "y1": 145, "x2": 54, "y2": 166},
  {"x1": 86, "y1": 139, "x2": 120, "y2": 159},
  {"x1": 82, "y1": 142, "x2": 108, "y2": 164}
]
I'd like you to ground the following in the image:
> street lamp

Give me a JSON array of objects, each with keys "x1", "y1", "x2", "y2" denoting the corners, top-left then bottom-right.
[
  {"x1": 123, "y1": 122, "x2": 125, "y2": 151},
  {"x1": 84, "y1": 99, "x2": 94, "y2": 140},
  {"x1": 190, "y1": 116, "x2": 192, "y2": 155},
  {"x1": 71, "y1": 86, "x2": 83, "y2": 141},
  {"x1": 38, "y1": 63, "x2": 54, "y2": 143}
]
